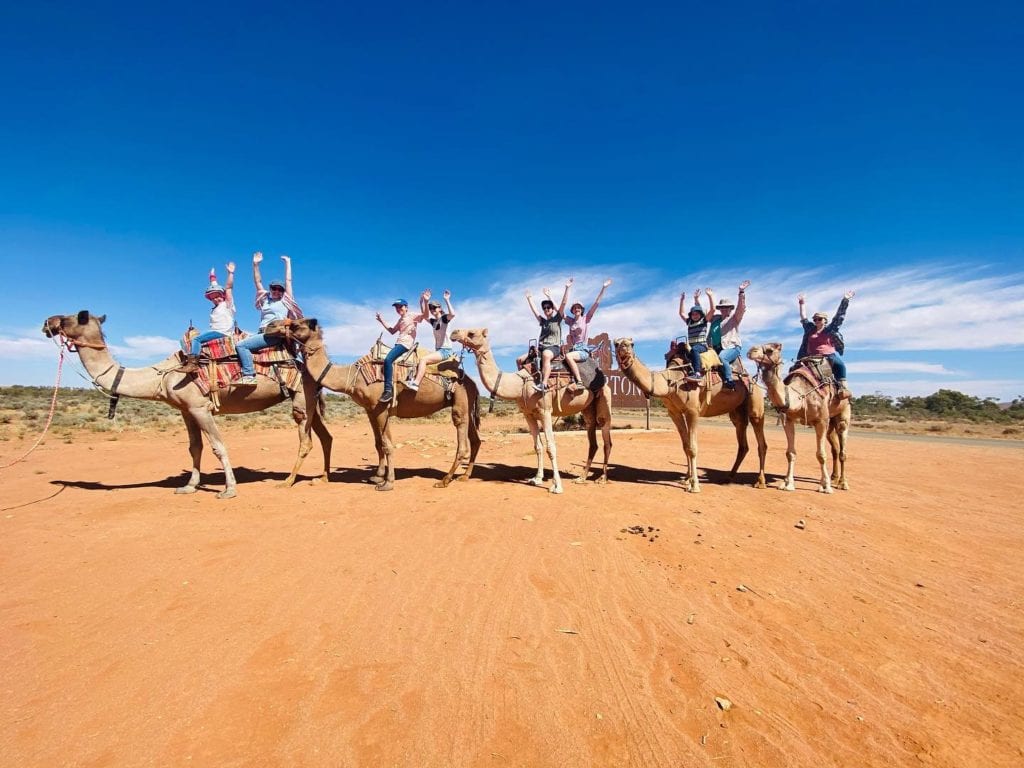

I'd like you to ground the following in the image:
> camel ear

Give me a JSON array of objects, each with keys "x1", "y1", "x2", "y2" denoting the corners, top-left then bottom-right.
[
  {"x1": 307, "y1": 318, "x2": 318, "y2": 331},
  {"x1": 481, "y1": 328, "x2": 488, "y2": 338},
  {"x1": 97, "y1": 314, "x2": 106, "y2": 324},
  {"x1": 77, "y1": 310, "x2": 89, "y2": 325}
]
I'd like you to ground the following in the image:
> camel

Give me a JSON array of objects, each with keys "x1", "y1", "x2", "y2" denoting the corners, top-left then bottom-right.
[
  {"x1": 747, "y1": 343, "x2": 850, "y2": 493},
  {"x1": 449, "y1": 328, "x2": 612, "y2": 494},
  {"x1": 281, "y1": 318, "x2": 481, "y2": 491},
  {"x1": 613, "y1": 338, "x2": 767, "y2": 492},
  {"x1": 42, "y1": 311, "x2": 332, "y2": 499}
]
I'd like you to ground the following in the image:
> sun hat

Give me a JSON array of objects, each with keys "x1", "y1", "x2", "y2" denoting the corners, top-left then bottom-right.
[
  {"x1": 716, "y1": 299, "x2": 735, "y2": 309},
  {"x1": 392, "y1": 298, "x2": 408, "y2": 307},
  {"x1": 428, "y1": 300, "x2": 442, "y2": 309},
  {"x1": 689, "y1": 305, "x2": 705, "y2": 316},
  {"x1": 570, "y1": 302, "x2": 584, "y2": 313},
  {"x1": 812, "y1": 311, "x2": 828, "y2": 321},
  {"x1": 204, "y1": 281, "x2": 226, "y2": 298}
]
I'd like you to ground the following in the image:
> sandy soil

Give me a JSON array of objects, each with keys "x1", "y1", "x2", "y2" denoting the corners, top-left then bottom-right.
[{"x1": 2, "y1": 416, "x2": 1022, "y2": 767}]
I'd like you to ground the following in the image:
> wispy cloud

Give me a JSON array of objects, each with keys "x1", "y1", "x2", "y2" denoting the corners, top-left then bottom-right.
[
  {"x1": 853, "y1": 360, "x2": 957, "y2": 375},
  {"x1": 110, "y1": 336, "x2": 182, "y2": 360}
]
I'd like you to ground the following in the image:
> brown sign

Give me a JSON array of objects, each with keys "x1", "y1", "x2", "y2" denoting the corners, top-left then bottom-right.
[{"x1": 588, "y1": 332, "x2": 649, "y2": 408}]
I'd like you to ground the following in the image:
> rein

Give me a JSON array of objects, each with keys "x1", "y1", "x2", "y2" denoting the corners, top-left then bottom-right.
[{"x1": 1, "y1": 342, "x2": 66, "y2": 469}]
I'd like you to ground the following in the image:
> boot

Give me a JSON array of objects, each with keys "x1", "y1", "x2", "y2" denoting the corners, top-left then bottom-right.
[
  {"x1": 837, "y1": 379, "x2": 851, "y2": 399},
  {"x1": 183, "y1": 354, "x2": 200, "y2": 373}
]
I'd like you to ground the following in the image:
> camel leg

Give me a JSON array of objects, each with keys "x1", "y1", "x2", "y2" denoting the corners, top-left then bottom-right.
[
  {"x1": 748, "y1": 389, "x2": 768, "y2": 489},
  {"x1": 310, "y1": 403, "x2": 333, "y2": 484},
  {"x1": 666, "y1": 410, "x2": 692, "y2": 490},
  {"x1": 725, "y1": 407, "x2": 750, "y2": 482},
  {"x1": 814, "y1": 419, "x2": 833, "y2": 494},
  {"x1": 542, "y1": 409, "x2": 563, "y2": 494},
  {"x1": 831, "y1": 412, "x2": 851, "y2": 490},
  {"x1": 280, "y1": 395, "x2": 313, "y2": 488},
  {"x1": 780, "y1": 419, "x2": 797, "y2": 492},
  {"x1": 367, "y1": 414, "x2": 387, "y2": 484},
  {"x1": 575, "y1": 404, "x2": 598, "y2": 484},
  {"x1": 684, "y1": 413, "x2": 700, "y2": 493},
  {"x1": 436, "y1": 387, "x2": 466, "y2": 488},
  {"x1": 375, "y1": 413, "x2": 396, "y2": 491},
  {"x1": 190, "y1": 406, "x2": 237, "y2": 499},
  {"x1": 459, "y1": 393, "x2": 482, "y2": 482},
  {"x1": 591, "y1": 387, "x2": 612, "y2": 484},
  {"x1": 175, "y1": 411, "x2": 204, "y2": 494},
  {"x1": 526, "y1": 417, "x2": 547, "y2": 487}
]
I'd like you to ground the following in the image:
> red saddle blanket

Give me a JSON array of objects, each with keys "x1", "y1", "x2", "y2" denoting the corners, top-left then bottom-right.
[{"x1": 180, "y1": 330, "x2": 300, "y2": 395}]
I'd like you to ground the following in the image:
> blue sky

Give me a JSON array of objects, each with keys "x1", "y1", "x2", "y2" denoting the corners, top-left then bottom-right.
[{"x1": 2, "y1": 1, "x2": 1022, "y2": 399}]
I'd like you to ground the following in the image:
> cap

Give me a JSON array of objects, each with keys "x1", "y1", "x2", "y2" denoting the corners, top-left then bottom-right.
[
  {"x1": 689, "y1": 305, "x2": 705, "y2": 316},
  {"x1": 268, "y1": 279, "x2": 285, "y2": 290},
  {"x1": 428, "y1": 301, "x2": 442, "y2": 309},
  {"x1": 392, "y1": 298, "x2": 408, "y2": 307}
]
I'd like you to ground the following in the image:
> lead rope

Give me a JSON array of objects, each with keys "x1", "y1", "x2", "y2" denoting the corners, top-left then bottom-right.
[{"x1": 0, "y1": 345, "x2": 66, "y2": 469}]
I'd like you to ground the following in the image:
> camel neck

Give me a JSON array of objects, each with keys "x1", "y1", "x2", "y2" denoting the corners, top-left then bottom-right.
[
  {"x1": 619, "y1": 352, "x2": 669, "y2": 398},
  {"x1": 473, "y1": 347, "x2": 524, "y2": 400},
  {"x1": 760, "y1": 363, "x2": 790, "y2": 411},
  {"x1": 74, "y1": 344, "x2": 167, "y2": 400},
  {"x1": 303, "y1": 342, "x2": 356, "y2": 394}
]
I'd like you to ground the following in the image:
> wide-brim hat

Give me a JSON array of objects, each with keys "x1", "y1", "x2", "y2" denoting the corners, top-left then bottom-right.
[
  {"x1": 715, "y1": 299, "x2": 735, "y2": 309},
  {"x1": 812, "y1": 311, "x2": 828, "y2": 321},
  {"x1": 427, "y1": 301, "x2": 442, "y2": 309},
  {"x1": 689, "y1": 305, "x2": 705, "y2": 316}
]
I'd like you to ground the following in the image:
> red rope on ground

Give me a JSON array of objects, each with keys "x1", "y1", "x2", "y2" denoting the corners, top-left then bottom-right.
[{"x1": 0, "y1": 347, "x2": 65, "y2": 469}]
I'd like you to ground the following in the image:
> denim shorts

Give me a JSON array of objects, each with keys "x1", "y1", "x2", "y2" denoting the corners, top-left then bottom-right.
[
  {"x1": 438, "y1": 347, "x2": 455, "y2": 361},
  {"x1": 569, "y1": 343, "x2": 590, "y2": 361}
]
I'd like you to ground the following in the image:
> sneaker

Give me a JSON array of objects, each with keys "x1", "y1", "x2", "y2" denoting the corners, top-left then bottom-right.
[
  {"x1": 405, "y1": 380, "x2": 419, "y2": 391},
  {"x1": 379, "y1": 389, "x2": 394, "y2": 403},
  {"x1": 532, "y1": 382, "x2": 546, "y2": 393},
  {"x1": 687, "y1": 374, "x2": 703, "y2": 383},
  {"x1": 237, "y1": 375, "x2": 257, "y2": 385},
  {"x1": 722, "y1": 380, "x2": 736, "y2": 390}
]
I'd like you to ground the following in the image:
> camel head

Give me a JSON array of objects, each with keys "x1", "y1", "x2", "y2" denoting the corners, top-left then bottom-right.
[
  {"x1": 747, "y1": 343, "x2": 783, "y2": 369},
  {"x1": 613, "y1": 337, "x2": 635, "y2": 368},
  {"x1": 274, "y1": 317, "x2": 321, "y2": 346},
  {"x1": 42, "y1": 311, "x2": 107, "y2": 344},
  {"x1": 449, "y1": 328, "x2": 489, "y2": 354}
]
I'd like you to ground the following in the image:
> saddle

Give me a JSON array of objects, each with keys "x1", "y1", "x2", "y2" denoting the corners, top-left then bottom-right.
[
  {"x1": 786, "y1": 356, "x2": 835, "y2": 391},
  {"x1": 359, "y1": 337, "x2": 464, "y2": 393},
  {"x1": 518, "y1": 343, "x2": 607, "y2": 393},
  {"x1": 179, "y1": 328, "x2": 301, "y2": 400}
]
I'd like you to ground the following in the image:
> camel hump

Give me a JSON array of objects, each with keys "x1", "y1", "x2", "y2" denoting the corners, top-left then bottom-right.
[{"x1": 785, "y1": 356, "x2": 834, "y2": 389}]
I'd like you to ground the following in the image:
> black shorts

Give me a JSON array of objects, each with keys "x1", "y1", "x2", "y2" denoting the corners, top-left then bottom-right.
[{"x1": 539, "y1": 344, "x2": 561, "y2": 357}]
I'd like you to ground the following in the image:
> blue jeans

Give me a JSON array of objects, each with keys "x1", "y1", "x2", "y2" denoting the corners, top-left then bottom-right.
[
  {"x1": 718, "y1": 346, "x2": 741, "y2": 383},
  {"x1": 190, "y1": 330, "x2": 228, "y2": 357},
  {"x1": 827, "y1": 352, "x2": 847, "y2": 381},
  {"x1": 236, "y1": 332, "x2": 276, "y2": 376},
  {"x1": 383, "y1": 344, "x2": 409, "y2": 392},
  {"x1": 689, "y1": 342, "x2": 707, "y2": 374}
]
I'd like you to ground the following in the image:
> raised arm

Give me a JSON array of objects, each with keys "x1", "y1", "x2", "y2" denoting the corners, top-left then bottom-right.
[
  {"x1": 413, "y1": 290, "x2": 429, "y2": 322},
  {"x1": 678, "y1": 291, "x2": 687, "y2": 320},
  {"x1": 558, "y1": 277, "x2": 573, "y2": 315},
  {"x1": 443, "y1": 289, "x2": 455, "y2": 321},
  {"x1": 797, "y1": 293, "x2": 808, "y2": 323},
  {"x1": 734, "y1": 280, "x2": 749, "y2": 323},
  {"x1": 525, "y1": 291, "x2": 542, "y2": 321},
  {"x1": 705, "y1": 287, "x2": 717, "y2": 321},
  {"x1": 225, "y1": 261, "x2": 236, "y2": 307},
  {"x1": 375, "y1": 311, "x2": 396, "y2": 335},
  {"x1": 252, "y1": 251, "x2": 265, "y2": 294},
  {"x1": 586, "y1": 279, "x2": 612, "y2": 320},
  {"x1": 831, "y1": 290, "x2": 855, "y2": 331},
  {"x1": 281, "y1": 255, "x2": 294, "y2": 297}
]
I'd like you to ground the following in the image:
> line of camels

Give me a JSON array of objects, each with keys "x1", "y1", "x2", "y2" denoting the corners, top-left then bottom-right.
[{"x1": 43, "y1": 311, "x2": 850, "y2": 498}]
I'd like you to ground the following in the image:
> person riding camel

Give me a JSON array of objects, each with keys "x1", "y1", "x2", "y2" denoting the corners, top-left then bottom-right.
[
  {"x1": 184, "y1": 262, "x2": 237, "y2": 374},
  {"x1": 563, "y1": 279, "x2": 612, "y2": 391},
  {"x1": 406, "y1": 289, "x2": 457, "y2": 391},
  {"x1": 524, "y1": 278, "x2": 572, "y2": 393},
  {"x1": 797, "y1": 290, "x2": 855, "y2": 399},
  {"x1": 678, "y1": 288, "x2": 713, "y2": 383},
  {"x1": 375, "y1": 291, "x2": 428, "y2": 403},
  {"x1": 706, "y1": 280, "x2": 750, "y2": 390},
  {"x1": 235, "y1": 251, "x2": 303, "y2": 386}
]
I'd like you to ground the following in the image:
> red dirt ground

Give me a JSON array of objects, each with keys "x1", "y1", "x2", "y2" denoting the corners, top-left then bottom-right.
[{"x1": 2, "y1": 417, "x2": 1022, "y2": 767}]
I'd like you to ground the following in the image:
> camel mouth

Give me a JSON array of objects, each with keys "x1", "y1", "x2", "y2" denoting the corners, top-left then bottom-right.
[{"x1": 42, "y1": 317, "x2": 62, "y2": 337}]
